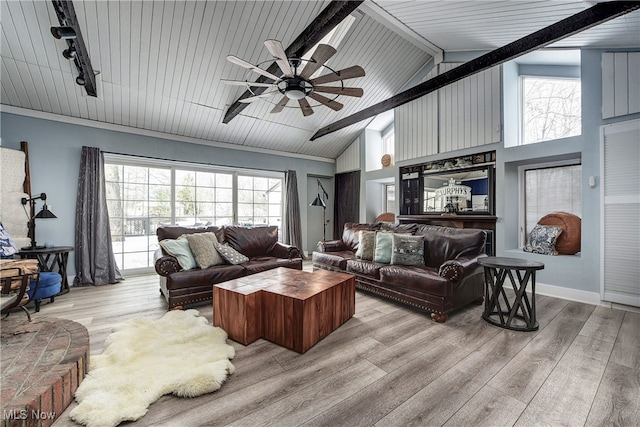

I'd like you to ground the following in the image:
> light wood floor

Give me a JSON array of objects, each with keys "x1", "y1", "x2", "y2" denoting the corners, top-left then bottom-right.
[{"x1": 38, "y1": 264, "x2": 639, "y2": 427}]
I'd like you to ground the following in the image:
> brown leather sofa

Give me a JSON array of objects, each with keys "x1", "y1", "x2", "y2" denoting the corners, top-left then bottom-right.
[
  {"x1": 312, "y1": 222, "x2": 486, "y2": 322},
  {"x1": 155, "y1": 225, "x2": 302, "y2": 309}
]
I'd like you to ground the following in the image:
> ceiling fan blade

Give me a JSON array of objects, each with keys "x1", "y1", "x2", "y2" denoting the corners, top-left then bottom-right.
[
  {"x1": 310, "y1": 66, "x2": 365, "y2": 85},
  {"x1": 264, "y1": 40, "x2": 293, "y2": 78},
  {"x1": 271, "y1": 96, "x2": 289, "y2": 114},
  {"x1": 238, "y1": 90, "x2": 281, "y2": 103},
  {"x1": 221, "y1": 79, "x2": 276, "y2": 88},
  {"x1": 308, "y1": 92, "x2": 343, "y2": 111},
  {"x1": 298, "y1": 98, "x2": 314, "y2": 116},
  {"x1": 227, "y1": 55, "x2": 280, "y2": 81},
  {"x1": 313, "y1": 86, "x2": 364, "y2": 97},
  {"x1": 299, "y1": 44, "x2": 337, "y2": 79}
]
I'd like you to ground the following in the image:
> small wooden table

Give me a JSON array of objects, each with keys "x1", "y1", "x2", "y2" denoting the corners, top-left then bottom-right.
[
  {"x1": 478, "y1": 256, "x2": 544, "y2": 332},
  {"x1": 214, "y1": 268, "x2": 355, "y2": 353},
  {"x1": 17, "y1": 246, "x2": 73, "y2": 294}
]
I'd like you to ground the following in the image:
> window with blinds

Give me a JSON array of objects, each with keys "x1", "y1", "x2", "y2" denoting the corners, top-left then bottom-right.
[
  {"x1": 601, "y1": 119, "x2": 640, "y2": 307},
  {"x1": 523, "y1": 162, "x2": 582, "y2": 237}
]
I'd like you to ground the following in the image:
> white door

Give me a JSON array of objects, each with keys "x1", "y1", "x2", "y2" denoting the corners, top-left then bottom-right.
[{"x1": 601, "y1": 118, "x2": 640, "y2": 307}]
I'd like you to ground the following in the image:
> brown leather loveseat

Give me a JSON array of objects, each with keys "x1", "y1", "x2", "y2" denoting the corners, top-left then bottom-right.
[
  {"x1": 155, "y1": 225, "x2": 302, "y2": 309},
  {"x1": 312, "y1": 222, "x2": 486, "y2": 322}
]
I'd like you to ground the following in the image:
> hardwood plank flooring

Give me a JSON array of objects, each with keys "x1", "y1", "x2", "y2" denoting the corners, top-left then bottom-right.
[{"x1": 25, "y1": 264, "x2": 638, "y2": 427}]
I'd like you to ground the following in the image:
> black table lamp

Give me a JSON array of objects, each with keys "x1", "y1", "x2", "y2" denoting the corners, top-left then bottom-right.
[
  {"x1": 310, "y1": 179, "x2": 329, "y2": 241},
  {"x1": 21, "y1": 193, "x2": 57, "y2": 249}
]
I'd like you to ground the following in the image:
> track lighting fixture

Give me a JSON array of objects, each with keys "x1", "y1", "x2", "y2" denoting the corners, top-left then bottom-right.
[
  {"x1": 50, "y1": 26, "x2": 76, "y2": 39},
  {"x1": 62, "y1": 45, "x2": 76, "y2": 59},
  {"x1": 50, "y1": 0, "x2": 97, "y2": 97}
]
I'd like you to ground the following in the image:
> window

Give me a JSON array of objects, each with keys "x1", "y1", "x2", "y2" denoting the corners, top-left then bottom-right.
[
  {"x1": 521, "y1": 76, "x2": 581, "y2": 145},
  {"x1": 382, "y1": 128, "x2": 395, "y2": 165},
  {"x1": 105, "y1": 156, "x2": 283, "y2": 273},
  {"x1": 521, "y1": 161, "x2": 582, "y2": 245},
  {"x1": 385, "y1": 184, "x2": 395, "y2": 213}
]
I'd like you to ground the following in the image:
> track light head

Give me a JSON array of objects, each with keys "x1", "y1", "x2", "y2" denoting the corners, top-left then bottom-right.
[
  {"x1": 75, "y1": 74, "x2": 85, "y2": 86},
  {"x1": 51, "y1": 26, "x2": 76, "y2": 40},
  {"x1": 62, "y1": 46, "x2": 76, "y2": 59}
]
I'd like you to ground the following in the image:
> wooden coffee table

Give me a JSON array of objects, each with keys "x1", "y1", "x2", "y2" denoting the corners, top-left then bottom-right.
[{"x1": 213, "y1": 267, "x2": 355, "y2": 353}]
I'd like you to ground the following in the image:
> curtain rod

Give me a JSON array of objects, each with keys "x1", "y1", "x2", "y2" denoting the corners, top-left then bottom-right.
[{"x1": 100, "y1": 150, "x2": 287, "y2": 175}]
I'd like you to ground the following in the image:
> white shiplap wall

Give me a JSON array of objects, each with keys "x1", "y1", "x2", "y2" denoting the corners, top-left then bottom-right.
[
  {"x1": 602, "y1": 52, "x2": 640, "y2": 119},
  {"x1": 395, "y1": 63, "x2": 502, "y2": 163},
  {"x1": 336, "y1": 136, "x2": 361, "y2": 173}
]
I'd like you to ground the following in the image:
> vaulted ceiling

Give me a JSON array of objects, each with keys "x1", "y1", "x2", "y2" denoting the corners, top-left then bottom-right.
[{"x1": 1, "y1": 1, "x2": 638, "y2": 160}]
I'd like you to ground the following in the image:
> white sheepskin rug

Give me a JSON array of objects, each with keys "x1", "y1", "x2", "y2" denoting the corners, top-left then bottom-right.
[{"x1": 70, "y1": 309, "x2": 235, "y2": 427}]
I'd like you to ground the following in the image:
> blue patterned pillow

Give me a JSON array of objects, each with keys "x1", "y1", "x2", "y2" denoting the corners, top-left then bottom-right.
[
  {"x1": 523, "y1": 224, "x2": 563, "y2": 255},
  {"x1": 0, "y1": 221, "x2": 18, "y2": 259}
]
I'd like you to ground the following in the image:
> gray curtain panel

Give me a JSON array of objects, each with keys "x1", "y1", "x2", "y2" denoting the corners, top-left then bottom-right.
[
  {"x1": 283, "y1": 170, "x2": 305, "y2": 259},
  {"x1": 74, "y1": 146, "x2": 123, "y2": 286}
]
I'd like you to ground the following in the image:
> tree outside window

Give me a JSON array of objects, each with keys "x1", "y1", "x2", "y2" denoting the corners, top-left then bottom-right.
[{"x1": 521, "y1": 76, "x2": 581, "y2": 145}]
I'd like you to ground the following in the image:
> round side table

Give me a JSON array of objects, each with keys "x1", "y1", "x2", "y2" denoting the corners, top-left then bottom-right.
[{"x1": 478, "y1": 256, "x2": 544, "y2": 332}]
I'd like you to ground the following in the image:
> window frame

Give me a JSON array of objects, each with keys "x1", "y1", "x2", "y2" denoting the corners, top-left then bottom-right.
[
  {"x1": 518, "y1": 74, "x2": 582, "y2": 146},
  {"x1": 518, "y1": 158, "x2": 582, "y2": 248},
  {"x1": 104, "y1": 154, "x2": 284, "y2": 274}
]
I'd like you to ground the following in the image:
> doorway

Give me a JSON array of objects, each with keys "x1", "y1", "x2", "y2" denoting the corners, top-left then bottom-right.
[{"x1": 306, "y1": 176, "x2": 333, "y2": 257}]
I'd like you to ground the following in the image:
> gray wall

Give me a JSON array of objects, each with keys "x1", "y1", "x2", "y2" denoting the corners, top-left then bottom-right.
[{"x1": 0, "y1": 113, "x2": 335, "y2": 276}]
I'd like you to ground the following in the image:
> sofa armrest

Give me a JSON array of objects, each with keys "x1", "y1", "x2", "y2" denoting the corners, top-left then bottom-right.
[
  {"x1": 269, "y1": 242, "x2": 302, "y2": 259},
  {"x1": 154, "y1": 254, "x2": 182, "y2": 276},
  {"x1": 438, "y1": 254, "x2": 486, "y2": 282},
  {"x1": 316, "y1": 239, "x2": 349, "y2": 252}
]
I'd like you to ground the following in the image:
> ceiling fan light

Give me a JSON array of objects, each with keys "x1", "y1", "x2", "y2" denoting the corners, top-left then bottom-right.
[{"x1": 285, "y1": 88, "x2": 306, "y2": 100}]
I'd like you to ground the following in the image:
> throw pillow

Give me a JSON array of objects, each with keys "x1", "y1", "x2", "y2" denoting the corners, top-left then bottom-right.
[
  {"x1": 355, "y1": 230, "x2": 377, "y2": 261},
  {"x1": 186, "y1": 232, "x2": 225, "y2": 268},
  {"x1": 0, "y1": 221, "x2": 18, "y2": 258},
  {"x1": 215, "y1": 242, "x2": 249, "y2": 265},
  {"x1": 374, "y1": 232, "x2": 411, "y2": 264},
  {"x1": 159, "y1": 236, "x2": 197, "y2": 270},
  {"x1": 391, "y1": 234, "x2": 425, "y2": 266},
  {"x1": 523, "y1": 224, "x2": 563, "y2": 255}
]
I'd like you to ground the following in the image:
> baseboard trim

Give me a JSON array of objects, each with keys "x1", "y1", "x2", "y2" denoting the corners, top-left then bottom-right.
[{"x1": 501, "y1": 281, "x2": 601, "y2": 306}]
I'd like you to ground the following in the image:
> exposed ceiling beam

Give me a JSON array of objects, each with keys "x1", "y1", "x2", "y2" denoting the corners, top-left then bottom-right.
[
  {"x1": 222, "y1": 0, "x2": 364, "y2": 124},
  {"x1": 51, "y1": 0, "x2": 98, "y2": 97},
  {"x1": 311, "y1": 1, "x2": 640, "y2": 141}
]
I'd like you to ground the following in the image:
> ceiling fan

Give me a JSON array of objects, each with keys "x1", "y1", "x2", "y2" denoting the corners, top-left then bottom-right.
[{"x1": 223, "y1": 40, "x2": 365, "y2": 116}]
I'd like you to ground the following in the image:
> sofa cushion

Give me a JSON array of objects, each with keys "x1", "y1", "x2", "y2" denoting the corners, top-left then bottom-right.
[
  {"x1": 378, "y1": 222, "x2": 418, "y2": 235},
  {"x1": 355, "y1": 230, "x2": 377, "y2": 261},
  {"x1": 242, "y1": 257, "x2": 300, "y2": 274},
  {"x1": 224, "y1": 226, "x2": 278, "y2": 258},
  {"x1": 186, "y1": 232, "x2": 225, "y2": 268},
  {"x1": 416, "y1": 225, "x2": 486, "y2": 268},
  {"x1": 379, "y1": 265, "x2": 453, "y2": 297},
  {"x1": 342, "y1": 223, "x2": 378, "y2": 251},
  {"x1": 312, "y1": 250, "x2": 355, "y2": 271},
  {"x1": 159, "y1": 237, "x2": 198, "y2": 270},
  {"x1": 346, "y1": 259, "x2": 384, "y2": 279},
  {"x1": 391, "y1": 234, "x2": 425, "y2": 266},
  {"x1": 215, "y1": 243, "x2": 250, "y2": 265},
  {"x1": 157, "y1": 226, "x2": 223, "y2": 246},
  {"x1": 167, "y1": 264, "x2": 246, "y2": 290}
]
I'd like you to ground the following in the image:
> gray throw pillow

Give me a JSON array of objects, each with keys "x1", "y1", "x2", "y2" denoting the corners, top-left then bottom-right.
[
  {"x1": 523, "y1": 224, "x2": 563, "y2": 255},
  {"x1": 355, "y1": 230, "x2": 377, "y2": 261},
  {"x1": 159, "y1": 236, "x2": 197, "y2": 270},
  {"x1": 186, "y1": 232, "x2": 225, "y2": 268},
  {"x1": 215, "y1": 242, "x2": 249, "y2": 265},
  {"x1": 391, "y1": 234, "x2": 425, "y2": 266}
]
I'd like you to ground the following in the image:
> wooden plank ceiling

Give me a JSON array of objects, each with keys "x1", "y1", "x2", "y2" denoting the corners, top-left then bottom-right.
[{"x1": 1, "y1": 1, "x2": 638, "y2": 160}]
